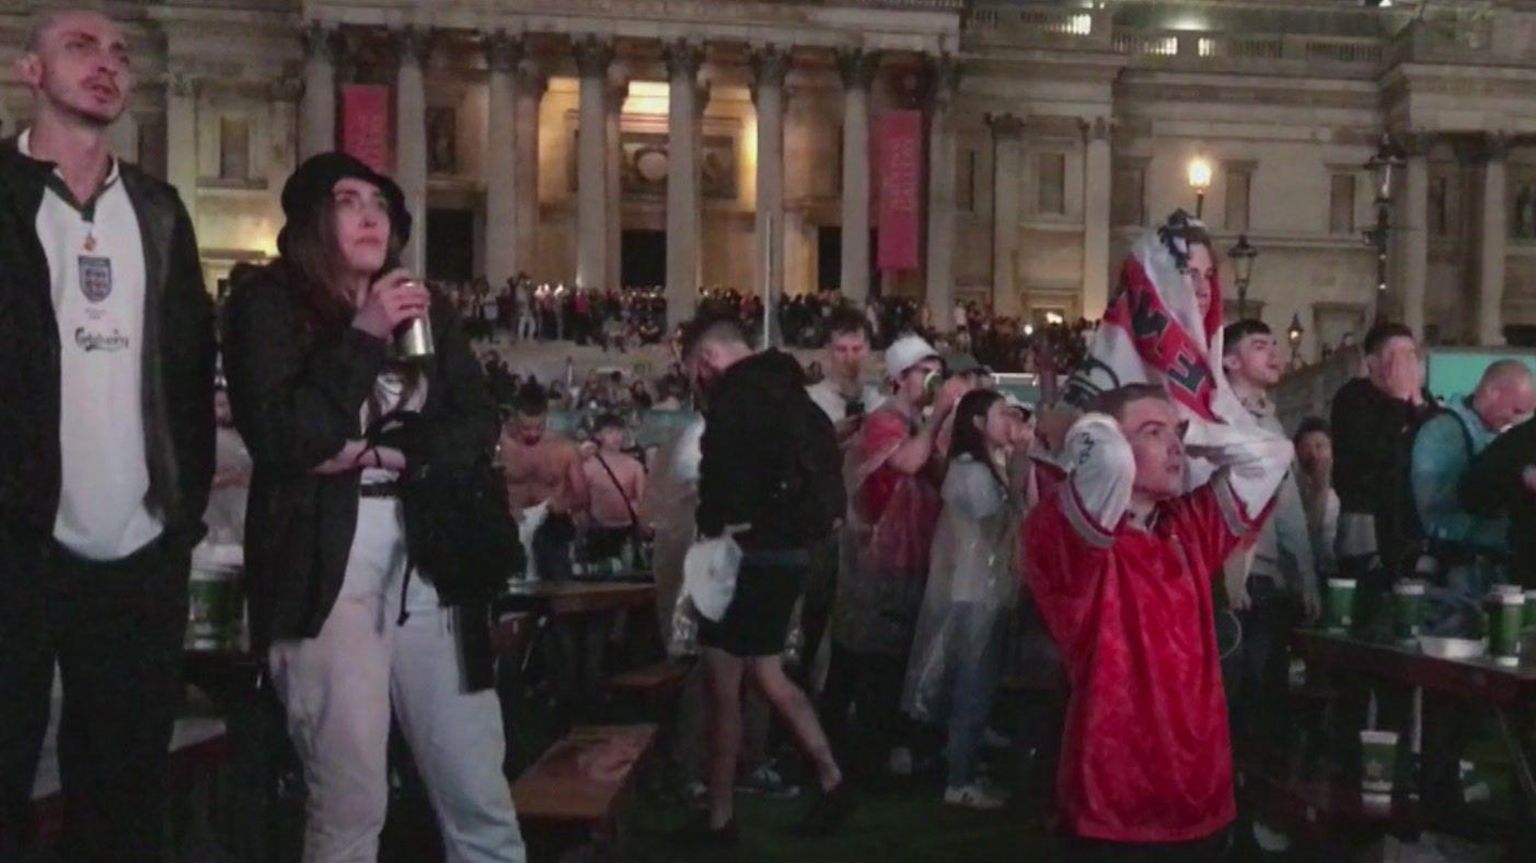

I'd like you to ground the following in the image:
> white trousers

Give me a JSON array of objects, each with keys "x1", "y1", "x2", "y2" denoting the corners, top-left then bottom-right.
[{"x1": 269, "y1": 498, "x2": 525, "y2": 863}]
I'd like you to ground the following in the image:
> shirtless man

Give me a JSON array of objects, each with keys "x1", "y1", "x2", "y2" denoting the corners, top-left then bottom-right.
[
  {"x1": 582, "y1": 413, "x2": 646, "y2": 562},
  {"x1": 499, "y1": 383, "x2": 588, "y2": 579}
]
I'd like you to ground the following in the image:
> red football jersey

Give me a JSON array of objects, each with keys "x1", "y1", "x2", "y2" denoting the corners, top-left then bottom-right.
[{"x1": 1024, "y1": 477, "x2": 1258, "y2": 843}]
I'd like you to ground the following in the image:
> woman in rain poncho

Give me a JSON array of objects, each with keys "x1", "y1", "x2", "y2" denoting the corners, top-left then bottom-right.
[{"x1": 902, "y1": 389, "x2": 1035, "y2": 810}]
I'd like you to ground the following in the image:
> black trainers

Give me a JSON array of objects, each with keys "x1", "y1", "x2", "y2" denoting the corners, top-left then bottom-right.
[{"x1": 800, "y1": 779, "x2": 856, "y2": 836}]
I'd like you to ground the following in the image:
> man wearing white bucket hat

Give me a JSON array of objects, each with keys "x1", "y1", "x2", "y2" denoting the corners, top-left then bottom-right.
[{"x1": 824, "y1": 334, "x2": 970, "y2": 779}]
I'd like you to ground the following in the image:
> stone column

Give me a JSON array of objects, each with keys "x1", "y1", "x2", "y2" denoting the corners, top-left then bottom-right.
[
  {"x1": 482, "y1": 31, "x2": 522, "y2": 289},
  {"x1": 1397, "y1": 135, "x2": 1429, "y2": 341},
  {"x1": 606, "y1": 77, "x2": 628, "y2": 292},
  {"x1": 924, "y1": 55, "x2": 960, "y2": 330},
  {"x1": 574, "y1": 35, "x2": 613, "y2": 290},
  {"x1": 989, "y1": 112, "x2": 1025, "y2": 316},
  {"x1": 515, "y1": 62, "x2": 546, "y2": 277},
  {"x1": 109, "y1": 109, "x2": 138, "y2": 163},
  {"x1": 664, "y1": 39, "x2": 704, "y2": 324},
  {"x1": 166, "y1": 72, "x2": 199, "y2": 225},
  {"x1": 837, "y1": 48, "x2": 878, "y2": 303},
  {"x1": 300, "y1": 22, "x2": 338, "y2": 159},
  {"x1": 752, "y1": 45, "x2": 790, "y2": 314},
  {"x1": 1479, "y1": 134, "x2": 1509, "y2": 346},
  {"x1": 394, "y1": 27, "x2": 430, "y2": 274},
  {"x1": 267, "y1": 77, "x2": 303, "y2": 196},
  {"x1": 1081, "y1": 116, "x2": 1112, "y2": 320}
]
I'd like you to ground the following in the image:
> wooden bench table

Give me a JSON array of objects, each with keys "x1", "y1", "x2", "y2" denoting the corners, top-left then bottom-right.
[{"x1": 511, "y1": 724, "x2": 657, "y2": 861}]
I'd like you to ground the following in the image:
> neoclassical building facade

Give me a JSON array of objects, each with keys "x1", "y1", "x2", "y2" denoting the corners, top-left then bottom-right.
[{"x1": 5, "y1": 0, "x2": 1536, "y2": 356}]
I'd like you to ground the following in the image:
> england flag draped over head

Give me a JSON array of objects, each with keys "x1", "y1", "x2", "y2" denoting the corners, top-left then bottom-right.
[{"x1": 1065, "y1": 211, "x2": 1262, "y2": 476}]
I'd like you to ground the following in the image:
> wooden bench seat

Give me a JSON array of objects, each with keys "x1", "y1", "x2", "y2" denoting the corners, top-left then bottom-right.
[{"x1": 511, "y1": 724, "x2": 657, "y2": 860}]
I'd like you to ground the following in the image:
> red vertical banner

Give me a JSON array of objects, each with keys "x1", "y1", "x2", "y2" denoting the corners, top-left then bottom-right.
[
  {"x1": 876, "y1": 110, "x2": 923, "y2": 272},
  {"x1": 340, "y1": 84, "x2": 392, "y2": 173}
]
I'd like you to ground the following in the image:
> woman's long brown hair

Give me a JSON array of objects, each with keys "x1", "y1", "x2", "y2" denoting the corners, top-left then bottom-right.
[
  {"x1": 282, "y1": 194, "x2": 404, "y2": 332},
  {"x1": 280, "y1": 193, "x2": 420, "y2": 421}
]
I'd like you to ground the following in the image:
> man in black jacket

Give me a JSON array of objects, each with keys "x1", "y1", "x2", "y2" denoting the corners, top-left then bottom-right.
[
  {"x1": 0, "y1": 9, "x2": 215, "y2": 863},
  {"x1": 1329, "y1": 322, "x2": 1429, "y2": 620},
  {"x1": 683, "y1": 315, "x2": 852, "y2": 843},
  {"x1": 1326, "y1": 321, "x2": 1427, "y2": 783}
]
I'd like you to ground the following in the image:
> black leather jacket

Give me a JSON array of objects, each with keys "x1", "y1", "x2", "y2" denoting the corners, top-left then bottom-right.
[{"x1": 0, "y1": 139, "x2": 215, "y2": 545}]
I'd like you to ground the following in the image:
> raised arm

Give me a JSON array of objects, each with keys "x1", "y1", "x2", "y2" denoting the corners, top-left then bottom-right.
[
  {"x1": 1061, "y1": 413, "x2": 1135, "y2": 532},
  {"x1": 1183, "y1": 417, "x2": 1294, "y2": 520}
]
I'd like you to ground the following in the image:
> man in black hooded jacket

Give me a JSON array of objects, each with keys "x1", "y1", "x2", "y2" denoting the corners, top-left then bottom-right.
[{"x1": 682, "y1": 314, "x2": 853, "y2": 843}]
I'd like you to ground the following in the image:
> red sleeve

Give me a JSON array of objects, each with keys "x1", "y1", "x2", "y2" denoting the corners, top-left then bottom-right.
[
  {"x1": 1023, "y1": 493, "x2": 1111, "y2": 665},
  {"x1": 1161, "y1": 472, "x2": 1271, "y2": 581},
  {"x1": 857, "y1": 409, "x2": 909, "y2": 459}
]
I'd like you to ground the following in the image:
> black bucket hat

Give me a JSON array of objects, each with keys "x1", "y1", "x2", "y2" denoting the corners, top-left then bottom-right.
[{"x1": 277, "y1": 152, "x2": 412, "y2": 256}]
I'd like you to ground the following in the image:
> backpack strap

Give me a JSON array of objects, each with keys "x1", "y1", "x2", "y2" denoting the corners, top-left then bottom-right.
[{"x1": 593, "y1": 452, "x2": 642, "y2": 531}]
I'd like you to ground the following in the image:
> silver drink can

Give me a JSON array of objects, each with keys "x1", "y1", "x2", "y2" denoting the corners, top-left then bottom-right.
[{"x1": 394, "y1": 316, "x2": 435, "y2": 362}]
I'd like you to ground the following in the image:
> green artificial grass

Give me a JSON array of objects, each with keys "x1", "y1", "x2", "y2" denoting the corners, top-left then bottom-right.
[{"x1": 623, "y1": 777, "x2": 1066, "y2": 863}]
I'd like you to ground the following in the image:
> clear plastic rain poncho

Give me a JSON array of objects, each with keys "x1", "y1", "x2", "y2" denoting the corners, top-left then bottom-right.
[
  {"x1": 639, "y1": 417, "x2": 705, "y2": 655},
  {"x1": 833, "y1": 407, "x2": 943, "y2": 657},
  {"x1": 901, "y1": 455, "x2": 1023, "y2": 724}
]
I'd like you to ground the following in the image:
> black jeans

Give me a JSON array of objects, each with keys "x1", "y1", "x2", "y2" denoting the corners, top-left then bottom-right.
[
  {"x1": 0, "y1": 527, "x2": 190, "y2": 863},
  {"x1": 1065, "y1": 829, "x2": 1229, "y2": 863},
  {"x1": 1330, "y1": 554, "x2": 1410, "y2": 781},
  {"x1": 1228, "y1": 578, "x2": 1297, "y2": 770},
  {"x1": 821, "y1": 643, "x2": 909, "y2": 779},
  {"x1": 795, "y1": 535, "x2": 839, "y2": 693}
]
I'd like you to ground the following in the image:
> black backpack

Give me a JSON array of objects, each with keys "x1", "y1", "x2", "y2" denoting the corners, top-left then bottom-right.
[
  {"x1": 1399, "y1": 403, "x2": 1476, "y2": 548},
  {"x1": 767, "y1": 389, "x2": 847, "y2": 544}
]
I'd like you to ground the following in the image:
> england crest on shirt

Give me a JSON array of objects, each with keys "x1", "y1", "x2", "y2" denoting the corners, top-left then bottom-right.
[{"x1": 78, "y1": 255, "x2": 113, "y2": 303}]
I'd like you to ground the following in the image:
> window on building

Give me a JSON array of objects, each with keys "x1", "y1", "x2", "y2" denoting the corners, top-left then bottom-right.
[
  {"x1": 1112, "y1": 162, "x2": 1146, "y2": 226},
  {"x1": 218, "y1": 116, "x2": 250, "y2": 181},
  {"x1": 1224, "y1": 168, "x2": 1251, "y2": 232},
  {"x1": 139, "y1": 117, "x2": 167, "y2": 181},
  {"x1": 427, "y1": 106, "x2": 458, "y2": 175},
  {"x1": 956, "y1": 147, "x2": 976, "y2": 214},
  {"x1": 1430, "y1": 175, "x2": 1450, "y2": 237},
  {"x1": 1037, "y1": 152, "x2": 1066, "y2": 215},
  {"x1": 1328, "y1": 173, "x2": 1356, "y2": 235}
]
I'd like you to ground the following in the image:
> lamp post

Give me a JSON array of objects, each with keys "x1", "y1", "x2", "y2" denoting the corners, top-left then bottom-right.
[
  {"x1": 1187, "y1": 156, "x2": 1213, "y2": 219},
  {"x1": 1363, "y1": 133, "x2": 1405, "y2": 321},
  {"x1": 1287, "y1": 312, "x2": 1306, "y2": 369},
  {"x1": 1227, "y1": 233, "x2": 1258, "y2": 320}
]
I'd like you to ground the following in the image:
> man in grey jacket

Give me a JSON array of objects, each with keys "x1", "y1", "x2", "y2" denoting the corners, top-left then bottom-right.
[{"x1": 1220, "y1": 321, "x2": 1319, "y2": 776}]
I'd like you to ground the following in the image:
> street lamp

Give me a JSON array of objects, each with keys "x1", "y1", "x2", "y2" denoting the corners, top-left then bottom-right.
[
  {"x1": 1187, "y1": 156, "x2": 1213, "y2": 219},
  {"x1": 1287, "y1": 312, "x2": 1306, "y2": 369},
  {"x1": 1227, "y1": 234, "x2": 1258, "y2": 320},
  {"x1": 1363, "y1": 133, "x2": 1406, "y2": 319}
]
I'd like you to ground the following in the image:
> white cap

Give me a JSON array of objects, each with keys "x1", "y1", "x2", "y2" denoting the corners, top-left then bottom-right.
[{"x1": 884, "y1": 334, "x2": 941, "y2": 381}]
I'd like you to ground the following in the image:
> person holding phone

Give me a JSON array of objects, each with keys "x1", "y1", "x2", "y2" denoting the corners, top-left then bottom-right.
[{"x1": 222, "y1": 152, "x2": 523, "y2": 862}]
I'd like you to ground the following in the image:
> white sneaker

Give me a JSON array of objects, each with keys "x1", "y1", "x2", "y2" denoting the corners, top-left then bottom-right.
[
  {"x1": 887, "y1": 746, "x2": 914, "y2": 777},
  {"x1": 944, "y1": 784, "x2": 1006, "y2": 811},
  {"x1": 1252, "y1": 819, "x2": 1293, "y2": 853}
]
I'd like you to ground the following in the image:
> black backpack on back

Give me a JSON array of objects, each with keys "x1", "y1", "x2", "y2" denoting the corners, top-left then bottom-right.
[
  {"x1": 1399, "y1": 402, "x2": 1476, "y2": 549},
  {"x1": 767, "y1": 389, "x2": 847, "y2": 545}
]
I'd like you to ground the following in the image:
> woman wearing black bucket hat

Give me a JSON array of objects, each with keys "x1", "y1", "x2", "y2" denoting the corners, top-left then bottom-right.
[{"x1": 222, "y1": 152, "x2": 524, "y2": 862}]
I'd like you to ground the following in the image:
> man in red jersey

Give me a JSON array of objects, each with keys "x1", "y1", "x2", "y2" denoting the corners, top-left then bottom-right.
[{"x1": 1023, "y1": 383, "x2": 1291, "y2": 862}]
